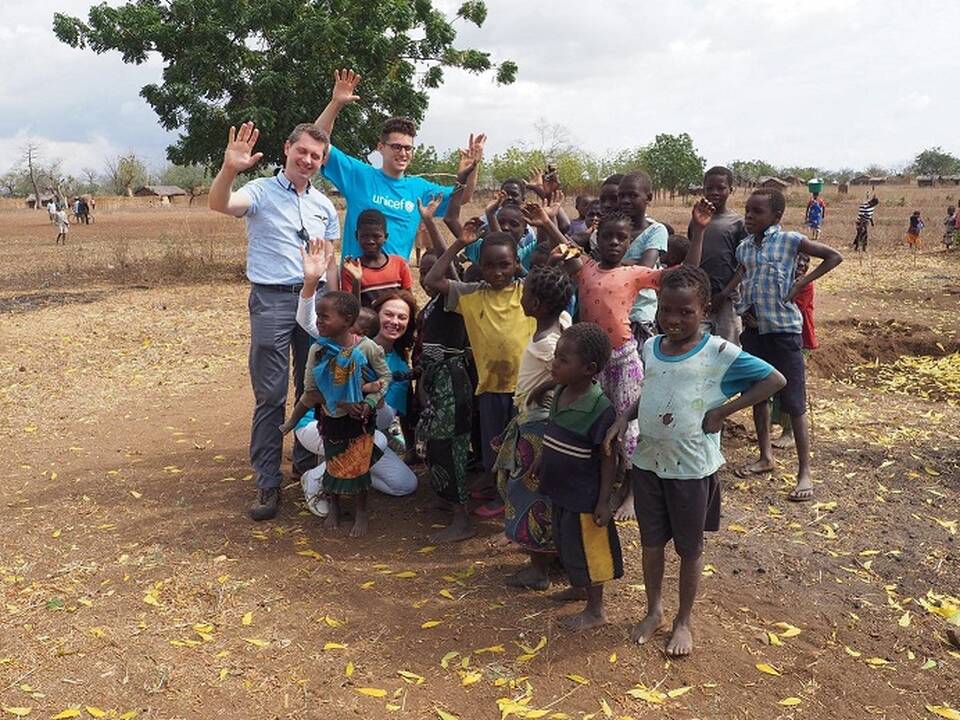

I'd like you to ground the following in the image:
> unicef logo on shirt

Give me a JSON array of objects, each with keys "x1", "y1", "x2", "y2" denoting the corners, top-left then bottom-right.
[{"x1": 372, "y1": 194, "x2": 416, "y2": 214}]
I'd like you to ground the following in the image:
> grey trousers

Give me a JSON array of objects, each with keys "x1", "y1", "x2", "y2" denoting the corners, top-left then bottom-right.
[
  {"x1": 248, "y1": 284, "x2": 314, "y2": 489},
  {"x1": 704, "y1": 295, "x2": 742, "y2": 346}
]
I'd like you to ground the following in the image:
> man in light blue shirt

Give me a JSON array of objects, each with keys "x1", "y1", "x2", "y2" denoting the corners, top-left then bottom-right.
[
  {"x1": 209, "y1": 121, "x2": 339, "y2": 521},
  {"x1": 313, "y1": 68, "x2": 482, "y2": 260}
]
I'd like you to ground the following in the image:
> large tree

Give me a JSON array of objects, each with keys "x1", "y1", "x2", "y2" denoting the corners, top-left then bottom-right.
[
  {"x1": 911, "y1": 146, "x2": 960, "y2": 177},
  {"x1": 53, "y1": 1, "x2": 517, "y2": 168},
  {"x1": 642, "y1": 133, "x2": 705, "y2": 195}
]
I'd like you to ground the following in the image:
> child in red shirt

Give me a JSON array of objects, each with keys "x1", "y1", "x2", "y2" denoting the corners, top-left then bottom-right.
[{"x1": 341, "y1": 209, "x2": 413, "y2": 307}]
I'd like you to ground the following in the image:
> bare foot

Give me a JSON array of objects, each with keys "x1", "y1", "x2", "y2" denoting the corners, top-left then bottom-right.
[
  {"x1": 429, "y1": 495, "x2": 453, "y2": 511},
  {"x1": 613, "y1": 490, "x2": 636, "y2": 522},
  {"x1": 551, "y1": 586, "x2": 588, "y2": 603},
  {"x1": 349, "y1": 509, "x2": 369, "y2": 538},
  {"x1": 772, "y1": 429, "x2": 795, "y2": 449},
  {"x1": 430, "y1": 521, "x2": 477, "y2": 544},
  {"x1": 324, "y1": 511, "x2": 340, "y2": 531},
  {"x1": 505, "y1": 565, "x2": 549, "y2": 591},
  {"x1": 666, "y1": 620, "x2": 694, "y2": 656},
  {"x1": 631, "y1": 610, "x2": 665, "y2": 644},
  {"x1": 733, "y1": 459, "x2": 775, "y2": 478},
  {"x1": 559, "y1": 608, "x2": 607, "y2": 630}
]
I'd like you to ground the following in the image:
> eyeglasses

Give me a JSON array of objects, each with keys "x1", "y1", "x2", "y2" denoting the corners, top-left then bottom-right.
[{"x1": 386, "y1": 142, "x2": 414, "y2": 154}]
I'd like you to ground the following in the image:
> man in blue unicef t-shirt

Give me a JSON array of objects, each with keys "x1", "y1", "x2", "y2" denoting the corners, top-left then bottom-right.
[{"x1": 314, "y1": 69, "x2": 482, "y2": 260}]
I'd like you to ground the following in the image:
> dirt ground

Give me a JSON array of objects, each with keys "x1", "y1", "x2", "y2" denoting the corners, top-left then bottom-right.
[{"x1": 1, "y1": 187, "x2": 959, "y2": 720}]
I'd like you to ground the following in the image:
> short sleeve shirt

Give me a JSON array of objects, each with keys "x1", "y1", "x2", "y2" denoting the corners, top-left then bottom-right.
[
  {"x1": 694, "y1": 213, "x2": 747, "y2": 294},
  {"x1": 340, "y1": 254, "x2": 412, "y2": 306},
  {"x1": 384, "y1": 349, "x2": 410, "y2": 415},
  {"x1": 623, "y1": 221, "x2": 669, "y2": 324},
  {"x1": 575, "y1": 258, "x2": 662, "y2": 350},
  {"x1": 539, "y1": 382, "x2": 617, "y2": 513},
  {"x1": 445, "y1": 280, "x2": 536, "y2": 394},
  {"x1": 322, "y1": 146, "x2": 452, "y2": 260},
  {"x1": 237, "y1": 171, "x2": 340, "y2": 285},
  {"x1": 735, "y1": 225, "x2": 804, "y2": 335}
]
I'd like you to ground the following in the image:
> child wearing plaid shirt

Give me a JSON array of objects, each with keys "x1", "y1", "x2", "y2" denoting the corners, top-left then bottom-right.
[{"x1": 723, "y1": 188, "x2": 842, "y2": 502}]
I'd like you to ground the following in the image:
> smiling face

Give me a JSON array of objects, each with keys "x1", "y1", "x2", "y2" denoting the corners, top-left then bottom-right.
[
  {"x1": 744, "y1": 194, "x2": 782, "y2": 236},
  {"x1": 357, "y1": 223, "x2": 387, "y2": 259},
  {"x1": 597, "y1": 219, "x2": 633, "y2": 268},
  {"x1": 479, "y1": 241, "x2": 519, "y2": 290},
  {"x1": 377, "y1": 132, "x2": 415, "y2": 178},
  {"x1": 283, "y1": 134, "x2": 327, "y2": 186},
  {"x1": 377, "y1": 297, "x2": 411, "y2": 344},
  {"x1": 657, "y1": 284, "x2": 707, "y2": 346}
]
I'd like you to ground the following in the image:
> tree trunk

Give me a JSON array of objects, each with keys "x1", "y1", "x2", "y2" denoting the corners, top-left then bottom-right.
[{"x1": 26, "y1": 149, "x2": 42, "y2": 211}]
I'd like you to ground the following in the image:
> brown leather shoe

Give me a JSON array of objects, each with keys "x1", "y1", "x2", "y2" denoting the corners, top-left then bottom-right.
[{"x1": 249, "y1": 487, "x2": 280, "y2": 521}]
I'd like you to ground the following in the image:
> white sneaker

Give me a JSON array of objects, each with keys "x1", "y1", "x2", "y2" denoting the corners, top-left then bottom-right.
[{"x1": 301, "y1": 464, "x2": 329, "y2": 518}]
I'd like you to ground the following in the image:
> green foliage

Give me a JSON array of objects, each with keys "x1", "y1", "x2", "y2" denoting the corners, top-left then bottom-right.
[
  {"x1": 911, "y1": 147, "x2": 960, "y2": 176},
  {"x1": 53, "y1": 0, "x2": 516, "y2": 168},
  {"x1": 407, "y1": 145, "x2": 459, "y2": 178},
  {"x1": 641, "y1": 133, "x2": 705, "y2": 194},
  {"x1": 160, "y1": 163, "x2": 214, "y2": 202},
  {"x1": 730, "y1": 159, "x2": 780, "y2": 183},
  {"x1": 103, "y1": 153, "x2": 149, "y2": 195}
]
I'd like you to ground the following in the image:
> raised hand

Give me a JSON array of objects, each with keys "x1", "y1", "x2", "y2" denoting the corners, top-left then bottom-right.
[
  {"x1": 457, "y1": 133, "x2": 486, "y2": 179},
  {"x1": 342, "y1": 257, "x2": 363, "y2": 282},
  {"x1": 418, "y1": 193, "x2": 444, "y2": 219},
  {"x1": 521, "y1": 201, "x2": 551, "y2": 228},
  {"x1": 691, "y1": 197, "x2": 716, "y2": 229},
  {"x1": 543, "y1": 165, "x2": 560, "y2": 198},
  {"x1": 527, "y1": 167, "x2": 546, "y2": 199},
  {"x1": 485, "y1": 190, "x2": 507, "y2": 215},
  {"x1": 301, "y1": 238, "x2": 334, "y2": 285},
  {"x1": 223, "y1": 122, "x2": 264, "y2": 174},
  {"x1": 461, "y1": 217, "x2": 484, "y2": 245},
  {"x1": 332, "y1": 68, "x2": 361, "y2": 105},
  {"x1": 545, "y1": 190, "x2": 565, "y2": 220}
]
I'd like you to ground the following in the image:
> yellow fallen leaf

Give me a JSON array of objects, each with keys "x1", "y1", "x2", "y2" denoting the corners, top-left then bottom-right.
[
  {"x1": 417, "y1": 546, "x2": 437, "y2": 554},
  {"x1": 421, "y1": 620, "x2": 442, "y2": 629},
  {"x1": 600, "y1": 699, "x2": 613, "y2": 718},
  {"x1": 755, "y1": 662, "x2": 782, "y2": 676},
  {"x1": 844, "y1": 645, "x2": 862, "y2": 658},
  {"x1": 865, "y1": 657, "x2": 891, "y2": 666},
  {"x1": 359, "y1": 581, "x2": 375, "y2": 589},
  {"x1": 117, "y1": 713, "x2": 136, "y2": 720},
  {"x1": 460, "y1": 671, "x2": 482, "y2": 686},
  {"x1": 728, "y1": 523, "x2": 748, "y2": 533},
  {"x1": 323, "y1": 642, "x2": 347, "y2": 651},
  {"x1": 779, "y1": 697, "x2": 802, "y2": 707},
  {"x1": 440, "y1": 651, "x2": 459, "y2": 669},
  {"x1": 438, "y1": 589, "x2": 456, "y2": 600},
  {"x1": 130, "y1": 490, "x2": 142, "y2": 499},
  {"x1": 323, "y1": 615, "x2": 343, "y2": 627},
  {"x1": 356, "y1": 687, "x2": 387, "y2": 698},
  {"x1": 474, "y1": 644, "x2": 504, "y2": 654},
  {"x1": 397, "y1": 670, "x2": 424, "y2": 685},
  {"x1": 218, "y1": 669, "x2": 228, "y2": 681},
  {"x1": 142, "y1": 592, "x2": 160, "y2": 607},
  {"x1": 51, "y1": 711, "x2": 81, "y2": 720},
  {"x1": 52, "y1": 529, "x2": 61, "y2": 539},
  {"x1": 609, "y1": 653, "x2": 617, "y2": 663},
  {"x1": 296, "y1": 549, "x2": 323, "y2": 561},
  {"x1": 898, "y1": 611, "x2": 911, "y2": 627},
  {"x1": 766, "y1": 632, "x2": 783, "y2": 646},
  {"x1": 565, "y1": 673, "x2": 590, "y2": 684},
  {"x1": 667, "y1": 686, "x2": 692, "y2": 698},
  {"x1": 921, "y1": 659, "x2": 937, "y2": 670},
  {"x1": 774, "y1": 622, "x2": 802, "y2": 637},
  {"x1": 435, "y1": 710, "x2": 460, "y2": 720},
  {"x1": 85, "y1": 710, "x2": 107, "y2": 719},
  {"x1": 243, "y1": 638, "x2": 269, "y2": 648},
  {"x1": 2, "y1": 709, "x2": 31, "y2": 717},
  {"x1": 626, "y1": 687, "x2": 665, "y2": 704},
  {"x1": 241, "y1": 612, "x2": 253, "y2": 626},
  {"x1": 394, "y1": 571, "x2": 417, "y2": 579},
  {"x1": 345, "y1": 661, "x2": 355, "y2": 678},
  {"x1": 927, "y1": 705, "x2": 960, "y2": 720},
  {"x1": 518, "y1": 636, "x2": 548, "y2": 655}
]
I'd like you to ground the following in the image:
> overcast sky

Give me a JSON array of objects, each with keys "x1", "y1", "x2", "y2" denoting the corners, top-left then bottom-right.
[{"x1": 3, "y1": 0, "x2": 959, "y2": 176}]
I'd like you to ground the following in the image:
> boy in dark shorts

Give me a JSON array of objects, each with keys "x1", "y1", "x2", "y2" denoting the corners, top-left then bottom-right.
[
  {"x1": 693, "y1": 166, "x2": 747, "y2": 344},
  {"x1": 722, "y1": 188, "x2": 843, "y2": 502},
  {"x1": 535, "y1": 322, "x2": 620, "y2": 630},
  {"x1": 607, "y1": 266, "x2": 785, "y2": 656}
]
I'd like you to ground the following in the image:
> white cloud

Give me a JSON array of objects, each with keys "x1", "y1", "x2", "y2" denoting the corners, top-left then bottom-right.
[{"x1": 1, "y1": 0, "x2": 959, "y2": 176}]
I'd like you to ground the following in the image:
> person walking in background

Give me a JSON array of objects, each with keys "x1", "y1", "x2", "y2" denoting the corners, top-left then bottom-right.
[{"x1": 805, "y1": 191, "x2": 826, "y2": 240}]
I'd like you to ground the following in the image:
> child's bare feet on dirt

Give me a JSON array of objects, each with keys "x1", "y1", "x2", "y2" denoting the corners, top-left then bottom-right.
[
  {"x1": 613, "y1": 490, "x2": 636, "y2": 521},
  {"x1": 550, "y1": 586, "x2": 588, "y2": 602},
  {"x1": 505, "y1": 565, "x2": 549, "y2": 591},
  {"x1": 349, "y1": 509, "x2": 369, "y2": 537},
  {"x1": 631, "y1": 610, "x2": 664, "y2": 644},
  {"x1": 559, "y1": 608, "x2": 606, "y2": 630},
  {"x1": 324, "y1": 511, "x2": 340, "y2": 531},
  {"x1": 772, "y1": 429, "x2": 795, "y2": 449},
  {"x1": 734, "y1": 459, "x2": 775, "y2": 478},
  {"x1": 430, "y1": 514, "x2": 476, "y2": 543},
  {"x1": 666, "y1": 620, "x2": 694, "y2": 656}
]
